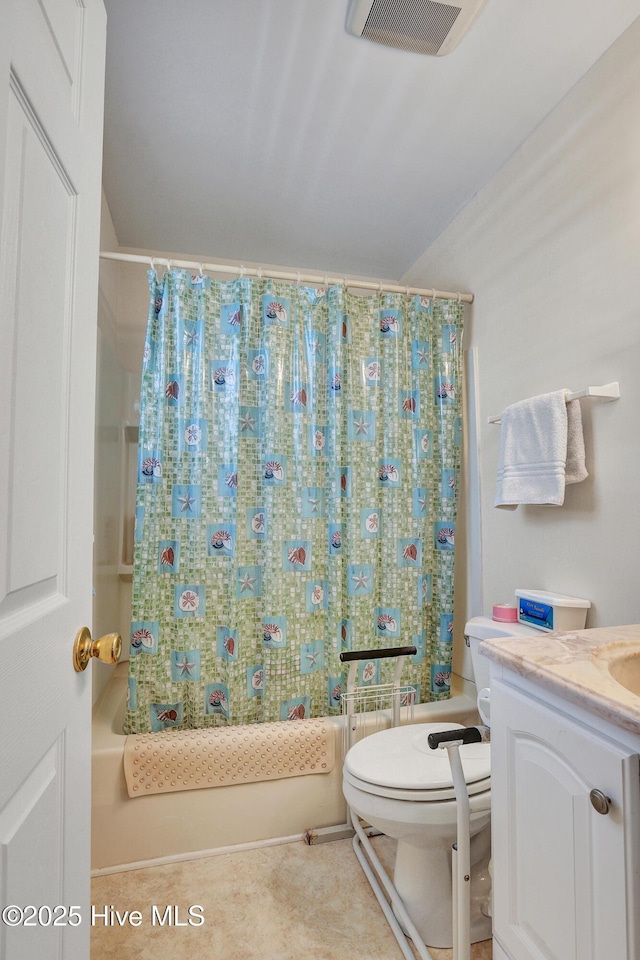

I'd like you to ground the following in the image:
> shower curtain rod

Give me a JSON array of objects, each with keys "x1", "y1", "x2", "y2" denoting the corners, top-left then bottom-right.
[{"x1": 99, "y1": 250, "x2": 474, "y2": 303}]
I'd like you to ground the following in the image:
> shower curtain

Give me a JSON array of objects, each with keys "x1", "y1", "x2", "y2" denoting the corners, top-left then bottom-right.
[{"x1": 124, "y1": 270, "x2": 463, "y2": 734}]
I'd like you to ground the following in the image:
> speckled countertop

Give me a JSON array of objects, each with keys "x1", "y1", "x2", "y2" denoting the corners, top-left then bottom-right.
[{"x1": 479, "y1": 624, "x2": 640, "y2": 736}]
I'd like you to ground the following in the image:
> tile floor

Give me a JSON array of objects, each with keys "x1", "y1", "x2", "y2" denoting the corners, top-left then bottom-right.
[{"x1": 91, "y1": 836, "x2": 493, "y2": 960}]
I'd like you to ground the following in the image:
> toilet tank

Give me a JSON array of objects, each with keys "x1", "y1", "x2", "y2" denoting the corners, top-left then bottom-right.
[{"x1": 464, "y1": 616, "x2": 540, "y2": 692}]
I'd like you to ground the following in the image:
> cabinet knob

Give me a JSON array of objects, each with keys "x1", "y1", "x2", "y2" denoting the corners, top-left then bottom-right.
[{"x1": 589, "y1": 789, "x2": 611, "y2": 815}]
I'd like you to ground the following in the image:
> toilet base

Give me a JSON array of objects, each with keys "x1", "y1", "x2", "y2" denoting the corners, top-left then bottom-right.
[{"x1": 393, "y1": 827, "x2": 492, "y2": 948}]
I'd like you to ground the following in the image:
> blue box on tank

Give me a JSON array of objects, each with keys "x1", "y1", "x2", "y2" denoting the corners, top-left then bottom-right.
[{"x1": 515, "y1": 589, "x2": 591, "y2": 632}]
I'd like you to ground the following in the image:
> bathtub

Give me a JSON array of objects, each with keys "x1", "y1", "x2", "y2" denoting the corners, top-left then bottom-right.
[{"x1": 91, "y1": 661, "x2": 479, "y2": 873}]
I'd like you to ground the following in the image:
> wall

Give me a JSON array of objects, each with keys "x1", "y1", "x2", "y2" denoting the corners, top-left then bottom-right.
[{"x1": 404, "y1": 17, "x2": 640, "y2": 631}]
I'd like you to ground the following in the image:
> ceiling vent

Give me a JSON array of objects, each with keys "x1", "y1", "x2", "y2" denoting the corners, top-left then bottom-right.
[{"x1": 345, "y1": 0, "x2": 488, "y2": 56}]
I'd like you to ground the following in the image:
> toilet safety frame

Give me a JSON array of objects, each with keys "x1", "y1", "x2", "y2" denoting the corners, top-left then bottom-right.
[{"x1": 340, "y1": 647, "x2": 484, "y2": 960}]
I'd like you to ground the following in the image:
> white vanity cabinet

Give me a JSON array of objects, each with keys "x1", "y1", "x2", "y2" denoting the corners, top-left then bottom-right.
[{"x1": 489, "y1": 673, "x2": 640, "y2": 960}]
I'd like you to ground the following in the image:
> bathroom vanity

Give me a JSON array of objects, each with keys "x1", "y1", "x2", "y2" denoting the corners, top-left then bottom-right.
[{"x1": 480, "y1": 624, "x2": 640, "y2": 960}]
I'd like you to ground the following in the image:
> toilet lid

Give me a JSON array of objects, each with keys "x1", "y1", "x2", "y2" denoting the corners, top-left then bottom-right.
[{"x1": 344, "y1": 722, "x2": 491, "y2": 793}]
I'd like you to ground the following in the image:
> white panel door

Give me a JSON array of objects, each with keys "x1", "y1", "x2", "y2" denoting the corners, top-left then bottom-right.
[{"x1": 0, "y1": 1, "x2": 106, "y2": 958}]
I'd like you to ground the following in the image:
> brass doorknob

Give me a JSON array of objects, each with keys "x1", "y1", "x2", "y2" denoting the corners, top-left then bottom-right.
[{"x1": 73, "y1": 627, "x2": 122, "y2": 672}]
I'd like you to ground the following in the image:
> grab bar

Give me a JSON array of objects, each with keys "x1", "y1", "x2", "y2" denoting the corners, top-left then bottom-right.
[
  {"x1": 339, "y1": 645, "x2": 417, "y2": 662},
  {"x1": 340, "y1": 646, "x2": 417, "y2": 724},
  {"x1": 427, "y1": 727, "x2": 483, "y2": 749}
]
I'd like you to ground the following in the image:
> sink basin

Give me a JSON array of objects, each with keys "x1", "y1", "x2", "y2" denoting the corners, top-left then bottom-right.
[{"x1": 601, "y1": 643, "x2": 640, "y2": 696}]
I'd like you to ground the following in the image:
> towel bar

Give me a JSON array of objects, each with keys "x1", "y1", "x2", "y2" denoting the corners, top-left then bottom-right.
[{"x1": 488, "y1": 382, "x2": 620, "y2": 424}]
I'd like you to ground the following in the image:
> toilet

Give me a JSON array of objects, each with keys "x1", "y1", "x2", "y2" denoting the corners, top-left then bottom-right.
[{"x1": 342, "y1": 616, "x2": 540, "y2": 949}]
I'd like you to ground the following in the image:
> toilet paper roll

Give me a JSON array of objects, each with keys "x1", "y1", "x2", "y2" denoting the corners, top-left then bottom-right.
[{"x1": 492, "y1": 603, "x2": 518, "y2": 622}]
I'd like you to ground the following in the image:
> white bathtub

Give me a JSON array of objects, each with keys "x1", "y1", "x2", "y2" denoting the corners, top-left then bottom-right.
[{"x1": 91, "y1": 661, "x2": 479, "y2": 873}]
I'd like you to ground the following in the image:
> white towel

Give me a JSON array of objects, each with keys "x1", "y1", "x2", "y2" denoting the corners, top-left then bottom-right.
[
  {"x1": 494, "y1": 390, "x2": 587, "y2": 507},
  {"x1": 565, "y1": 398, "x2": 588, "y2": 485}
]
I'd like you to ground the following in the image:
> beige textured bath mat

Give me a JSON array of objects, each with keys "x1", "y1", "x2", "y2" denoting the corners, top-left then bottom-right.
[{"x1": 123, "y1": 718, "x2": 335, "y2": 797}]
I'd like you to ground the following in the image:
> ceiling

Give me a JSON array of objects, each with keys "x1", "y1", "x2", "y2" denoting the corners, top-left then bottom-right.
[{"x1": 102, "y1": 0, "x2": 640, "y2": 282}]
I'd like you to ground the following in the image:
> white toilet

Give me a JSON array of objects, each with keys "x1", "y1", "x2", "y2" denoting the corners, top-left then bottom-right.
[{"x1": 342, "y1": 616, "x2": 539, "y2": 949}]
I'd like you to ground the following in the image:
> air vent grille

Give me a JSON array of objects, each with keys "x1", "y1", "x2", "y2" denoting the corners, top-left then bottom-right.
[{"x1": 362, "y1": 0, "x2": 462, "y2": 55}]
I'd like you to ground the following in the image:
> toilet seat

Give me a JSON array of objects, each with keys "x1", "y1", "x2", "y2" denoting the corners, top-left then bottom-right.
[
  {"x1": 343, "y1": 722, "x2": 491, "y2": 802},
  {"x1": 343, "y1": 767, "x2": 491, "y2": 802}
]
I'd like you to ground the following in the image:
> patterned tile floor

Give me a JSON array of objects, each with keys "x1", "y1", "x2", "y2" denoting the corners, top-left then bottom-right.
[{"x1": 91, "y1": 836, "x2": 493, "y2": 960}]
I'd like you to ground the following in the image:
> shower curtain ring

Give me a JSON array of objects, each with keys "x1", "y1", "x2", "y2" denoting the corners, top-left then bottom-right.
[
  {"x1": 199, "y1": 263, "x2": 204, "y2": 277},
  {"x1": 431, "y1": 288, "x2": 436, "y2": 303},
  {"x1": 457, "y1": 291, "x2": 461, "y2": 304},
  {"x1": 296, "y1": 271, "x2": 301, "y2": 286},
  {"x1": 166, "y1": 259, "x2": 172, "y2": 272},
  {"x1": 239, "y1": 265, "x2": 245, "y2": 278},
  {"x1": 149, "y1": 257, "x2": 155, "y2": 272},
  {"x1": 257, "y1": 266, "x2": 263, "y2": 280}
]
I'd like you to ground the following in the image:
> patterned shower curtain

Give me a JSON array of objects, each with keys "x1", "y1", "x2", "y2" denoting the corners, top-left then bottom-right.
[{"x1": 123, "y1": 269, "x2": 463, "y2": 734}]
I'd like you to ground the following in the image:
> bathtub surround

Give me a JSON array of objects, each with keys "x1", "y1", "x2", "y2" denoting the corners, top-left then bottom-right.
[
  {"x1": 93, "y1": 328, "x2": 129, "y2": 703},
  {"x1": 125, "y1": 270, "x2": 464, "y2": 732},
  {"x1": 94, "y1": 194, "x2": 142, "y2": 703}
]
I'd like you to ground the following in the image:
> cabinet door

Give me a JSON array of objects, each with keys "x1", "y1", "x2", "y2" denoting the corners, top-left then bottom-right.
[{"x1": 491, "y1": 679, "x2": 639, "y2": 960}]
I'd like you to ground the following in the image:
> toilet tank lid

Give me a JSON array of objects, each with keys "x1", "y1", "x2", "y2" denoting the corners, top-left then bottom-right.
[{"x1": 464, "y1": 615, "x2": 540, "y2": 641}]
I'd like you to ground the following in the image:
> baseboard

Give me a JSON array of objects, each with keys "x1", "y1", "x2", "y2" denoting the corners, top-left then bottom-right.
[{"x1": 91, "y1": 832, "x2": 306, "y2": 877}]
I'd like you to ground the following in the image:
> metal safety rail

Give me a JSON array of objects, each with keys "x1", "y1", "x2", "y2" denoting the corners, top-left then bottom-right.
[
  {"x1": 340, "y1": 645, "x2": 418, "y2": 754},
  {"x1": 340, "y1": 645, "x2": 489, "y2": 960},
  {"x1": 428, "y1": 726, "x2": 490, "y2": 960},
  {"x1": 341, "y1": 645, "x2": 439, "y2": 960}
]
